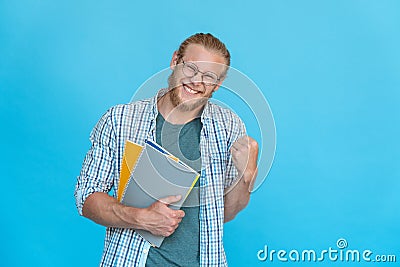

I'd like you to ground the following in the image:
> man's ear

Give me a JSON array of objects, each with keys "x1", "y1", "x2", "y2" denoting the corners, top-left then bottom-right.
[
  {"x1": 170, "y1": 51, "x2": 179, "y2": 70},
  {"x1": 213, "y1": 85, "x2": 221, "y2": 92},
  {"x1": 213, "y1": 77, "x2": 225, "y2": 92}
]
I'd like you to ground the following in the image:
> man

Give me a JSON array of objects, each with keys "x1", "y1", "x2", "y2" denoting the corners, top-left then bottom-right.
[{"x1": 75, "y1": 33, "x2": 259, "y2": 266}]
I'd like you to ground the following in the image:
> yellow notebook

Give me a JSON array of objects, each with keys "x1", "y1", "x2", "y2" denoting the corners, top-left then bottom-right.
[{"x1": 117, "y1": 141, "x2": 143, "y2": 201}]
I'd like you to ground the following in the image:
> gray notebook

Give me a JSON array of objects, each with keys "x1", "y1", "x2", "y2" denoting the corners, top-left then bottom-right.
[{"x1": 121, "y1": 140, "x2": 200, "y2": 247}]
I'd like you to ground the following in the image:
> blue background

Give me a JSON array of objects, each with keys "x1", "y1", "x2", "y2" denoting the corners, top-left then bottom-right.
[{"x1": 1, "y1": 0, "x2": 399, "y2": 266}]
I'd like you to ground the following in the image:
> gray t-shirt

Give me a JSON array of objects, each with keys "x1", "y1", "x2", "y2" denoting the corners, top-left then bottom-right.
[{"x1": 145, "y1": 113, "x2": 202, "y2": 267}]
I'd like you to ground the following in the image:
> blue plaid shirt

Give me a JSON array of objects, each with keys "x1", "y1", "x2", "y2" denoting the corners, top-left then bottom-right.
[{"x1": 75, "y1": 89, "x2": 246, "y2": 266}]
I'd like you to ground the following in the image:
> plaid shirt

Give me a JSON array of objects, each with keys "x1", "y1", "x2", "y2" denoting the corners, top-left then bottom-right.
[{"x1": 75, "y1": 89, "x2": 246, "y2": 266}]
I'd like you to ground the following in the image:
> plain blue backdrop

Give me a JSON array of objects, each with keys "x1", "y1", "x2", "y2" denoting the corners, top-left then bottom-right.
[{"x1": 1, "y1": 1, "x2": 399, "y2": 266}]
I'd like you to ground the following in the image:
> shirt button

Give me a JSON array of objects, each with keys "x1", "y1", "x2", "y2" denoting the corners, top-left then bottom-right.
[{"x1": 143, "y1": 248, "x2": 149, "y2": 254}]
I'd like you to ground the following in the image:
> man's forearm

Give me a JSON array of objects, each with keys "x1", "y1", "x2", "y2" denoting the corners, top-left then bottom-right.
[
  {"x1": 82, "y1": 192, "x2": 145, "y2": 229},
  {"x1": 226, "y1": 135, "x2": 258, "y2": 222},
  {"x1": 82, "y1": 192, "x2": 185, "y2": 237},
  {"x1": 223, "y1": 174, "x2": 252, "y2": 222}
]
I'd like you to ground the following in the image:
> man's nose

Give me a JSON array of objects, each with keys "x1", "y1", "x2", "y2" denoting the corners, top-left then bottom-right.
[{"x1": 190, "y1": 72, "x2": 203, "y2": 84}]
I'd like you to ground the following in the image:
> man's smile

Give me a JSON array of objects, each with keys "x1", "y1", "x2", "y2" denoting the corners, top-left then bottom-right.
[{"x1": 182, "y1": 83, "x2": 204, "y2": 95}]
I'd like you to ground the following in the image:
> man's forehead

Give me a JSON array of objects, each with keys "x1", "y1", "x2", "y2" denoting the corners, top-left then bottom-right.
[
  {"x1": 183, "y1": 44, "x2": 226, "y2": 65},
  {"x1": 186, "y1": 60, "x2": 227, "y2": 72}
]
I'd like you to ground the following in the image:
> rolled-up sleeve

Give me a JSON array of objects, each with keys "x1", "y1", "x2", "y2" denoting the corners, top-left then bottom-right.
[
  {"x1": 224, "y1": 115, "x2": 247, "y2": 189},
  {"x1": 74, "y1": 109, "x2": 116, "y2": 215}
]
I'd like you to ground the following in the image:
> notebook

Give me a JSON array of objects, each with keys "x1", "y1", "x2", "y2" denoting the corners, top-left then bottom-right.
[{"x1": 119, "y1": 140, "x2": 200, "y2": 247}]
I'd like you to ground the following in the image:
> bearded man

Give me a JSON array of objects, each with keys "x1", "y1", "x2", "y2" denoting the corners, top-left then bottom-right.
[{"x1": 75, "y1": 33, "x2": 258, "y2": 267}]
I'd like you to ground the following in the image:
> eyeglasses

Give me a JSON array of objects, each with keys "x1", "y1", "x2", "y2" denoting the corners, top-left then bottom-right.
[{"x1": 181, "y1": 60, "x2": 221, "y2": 88}]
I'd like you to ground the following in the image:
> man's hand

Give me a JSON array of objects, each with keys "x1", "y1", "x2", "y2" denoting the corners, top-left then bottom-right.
[
  {"x1": 140, "y1": 195, "x2": 185, "y2": 237},
  {"x1": 82, "y1": 193, "x2": 185, "y2": 237},
  {"x1": 230, "y1": 135, "x2": 259, "y2": 192}
]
